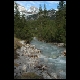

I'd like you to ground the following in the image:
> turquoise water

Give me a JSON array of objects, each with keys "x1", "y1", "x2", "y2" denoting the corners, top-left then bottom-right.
[{"x1": 30, "y1": 37, "x2": 66, "y2": 79}]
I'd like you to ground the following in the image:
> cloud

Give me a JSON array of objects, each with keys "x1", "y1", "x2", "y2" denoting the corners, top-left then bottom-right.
[
  {"x1": 29, "y1": 1, "x2": 35, "y2": 4},
  {"x1": 55, "y1": 9, "x2": 58, "y2": 11},
  {"x1": 15, "y1": 1, "x2": 59, "y2": 10},
  {"x1": 27, "y1": 1, "x2": 45, "y2": 8},
  {"x1": 16, "y1": 1, "x2": 59, "y2": 6},
  {"x1": 33, "y1": 1, "x2": 44, "y2": 4}
]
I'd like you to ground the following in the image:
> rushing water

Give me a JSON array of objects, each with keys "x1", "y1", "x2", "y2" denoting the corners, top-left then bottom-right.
[{"x1": 30, "y1": 37, "x2": 66, "y2": 79}]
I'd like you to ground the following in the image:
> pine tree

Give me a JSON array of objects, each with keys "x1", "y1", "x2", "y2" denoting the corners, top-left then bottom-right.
[
  {"x1": 55, "y1": 1, "x2": 66, "y2": 43},
  {"x1": 37, "y1": 4, "x2": 43, "y2": 40},
  {"x1": 38, "y1": 4, "x2": 43, "y2": 16},
  {"x1": 14, "y1": 2, "x2": 32, "y2": 42},
  {"x1": 14, "y1": 2, "x2": 21, "y2": 35}
]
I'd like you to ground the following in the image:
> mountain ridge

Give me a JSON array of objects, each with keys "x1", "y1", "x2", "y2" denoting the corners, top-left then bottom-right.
[
  {"x1": 14, "y1": 2, "x2": 39, "y2": 16},
  {"x1": 14, "y1": 2, "x2": 57, "y2": 20}
]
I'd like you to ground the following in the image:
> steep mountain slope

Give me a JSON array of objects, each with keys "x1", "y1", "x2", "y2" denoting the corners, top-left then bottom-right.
[
  {"x1": 14, "y1": 2, "x2": 39, "y2": 17},
  {"x1": 14, "y1": 1, "x2": 57, "y2": 20}
]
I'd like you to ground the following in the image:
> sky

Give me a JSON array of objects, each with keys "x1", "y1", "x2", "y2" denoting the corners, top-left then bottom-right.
[{"x1": 15, "y1": 1, "x2": 62, "y2": 11}]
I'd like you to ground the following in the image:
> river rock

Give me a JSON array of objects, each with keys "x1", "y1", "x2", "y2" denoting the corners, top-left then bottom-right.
[
  {"x1": 22, "y1": 65, "x2": 27, "y2": 72},
  {"x1": 21, "y1": 46, "x2": 26, "y2": 51}
]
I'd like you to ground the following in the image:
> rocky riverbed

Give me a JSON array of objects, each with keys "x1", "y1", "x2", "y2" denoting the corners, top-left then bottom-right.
[{"x1": 14, "y1": 40, "x2": 66, "y2": 79}]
